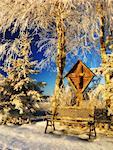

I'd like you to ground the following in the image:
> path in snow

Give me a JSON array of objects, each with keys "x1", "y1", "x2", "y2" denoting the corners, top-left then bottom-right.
[{"x1": 0, "y1": 121, "x2": 113, "y2": 150}]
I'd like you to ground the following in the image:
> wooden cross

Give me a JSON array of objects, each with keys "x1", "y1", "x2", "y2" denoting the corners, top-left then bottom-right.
[{"x1": 65, "y1": 60, "x2": 95, "y2": 106}]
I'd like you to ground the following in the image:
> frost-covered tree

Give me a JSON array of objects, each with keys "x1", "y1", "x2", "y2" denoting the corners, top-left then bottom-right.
[
  {"x1": 94, "y1": 0, "x2": 113, "y2": 63},
  {"x1": 0, "y1": 35, "x2": 46, "y2": 124},
  {"x1": 90, "y1": 53, "x2": 113, "y2": 111},
  {"x1": 0, "y1": 0, "x2": 113, "y2": 108}
]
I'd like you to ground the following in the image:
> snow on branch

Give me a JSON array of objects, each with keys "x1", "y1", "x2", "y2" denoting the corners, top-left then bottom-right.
[{"x1": 0, "y1": 0, "x2": 112, "y2": 69}]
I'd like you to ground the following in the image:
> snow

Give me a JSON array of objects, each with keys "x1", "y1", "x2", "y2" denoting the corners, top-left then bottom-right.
[{"x1": 0, "y1": 121, "x2": 113, "y2": 150}]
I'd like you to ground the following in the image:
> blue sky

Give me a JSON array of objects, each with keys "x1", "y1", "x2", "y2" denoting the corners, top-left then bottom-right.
[{"x1": 31, "y1": 70, "x2": 56, "y2": 96}]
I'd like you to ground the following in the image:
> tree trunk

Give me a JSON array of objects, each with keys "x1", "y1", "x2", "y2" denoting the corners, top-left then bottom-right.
[
  {"x1": 100, "y1": 16, "x2": 110, "y2": 84},
  {"x1": 100, "y1": 16, "x2": 107, "y2": 63},
  {"x1": 52, "y1": 16, "x2": 66, "y2": 112},
  {"x1": 55, "y1": 17, "x2": 66, "y2": 92}
]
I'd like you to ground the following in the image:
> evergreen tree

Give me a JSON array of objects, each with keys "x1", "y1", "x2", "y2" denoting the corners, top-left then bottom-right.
[{"x1": 0, "y1": 35, "x2": 46, "y2": 124}]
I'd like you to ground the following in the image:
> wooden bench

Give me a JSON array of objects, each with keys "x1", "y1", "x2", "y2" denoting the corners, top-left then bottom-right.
[
  {"x1": 45, "y1": 107, "x2": 96, "y2": 139},
  {"x1": 88, "y1": 107, "x2": 113, "y2": 138},
  {"x1": 94, "y1": 107, "x2": 112, "y2": 129}
]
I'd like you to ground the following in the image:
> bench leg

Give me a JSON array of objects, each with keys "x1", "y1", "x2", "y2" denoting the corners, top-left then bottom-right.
[
  {"x1": 88, "y1": 122, "x2": 96, "y2": 139},
  {"x1": 45, "y1": 120, "x2": 55, "y2": 133},
  {"x1": 53, "y1": 121, "x2": 55, "y2": 131},
  {"x1": 45, "y1": 120, "x2": 49, "y2": 134},
  {"x1": 94, "y1": 124, "x2": 96, "y2": 138}
]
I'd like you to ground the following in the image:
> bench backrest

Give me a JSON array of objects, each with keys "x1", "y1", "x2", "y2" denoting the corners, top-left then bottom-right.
[
  {"x1": 94, "y1": 108, "x2": 110, "y2": 122},
  {"x1": 54, "y1": 107, "x2": 93, "y2": 120}
]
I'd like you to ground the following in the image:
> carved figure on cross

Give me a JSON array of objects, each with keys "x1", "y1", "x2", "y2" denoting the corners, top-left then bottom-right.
[{"x1": 78, "y1": 66, "x2": 85, "y2": 91}]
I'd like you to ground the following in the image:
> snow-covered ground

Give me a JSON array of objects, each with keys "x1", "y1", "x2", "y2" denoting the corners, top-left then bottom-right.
[{"x1": 0, "y1": 121, "x2": 113, "y2": 150}]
